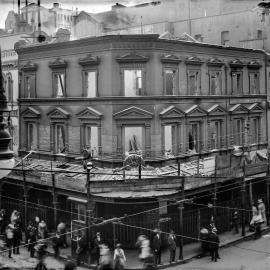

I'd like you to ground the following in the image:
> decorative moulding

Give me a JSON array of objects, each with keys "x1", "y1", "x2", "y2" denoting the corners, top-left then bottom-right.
[
  {"x1": 113, "y1": 106, "x2": 153, "y2": 120},
  {"x1": 246, "y1": 103, "x2": 264, "y2": 113},
  {"x1": 49, "y1": 58, "x2": 68, "y2": 69},
  {"x1": 78, "y1": 54, "x2": 100, "y2": 66},
  {"x1": 159, "y1": 105, "x2": 185, "y2": 119},
  {"x1": 229, "y1": 103, "x2": 249, "y2": 114},
  {"x1": 76, "y1": 106, "x2": 103, "y2": 120},
  {"x1": 229, "y1": 59, "x2": 245, "y2": 68},
  {"x1": 116, "y1": 52, "x2": 149, "y2": 63},
  {"x1": 160, "y1": 54, "x2": 181, "y2": 64},
  {"x1": 207, "y1": 104, "x2": 227, "y2": 115},
  {"x1": 207, "y1": 57, "x2": 224, "y2": 67},
  {"x1": 47, "y1": 107, "x2": 70, "y2": 119},
  {"x1": 185, "y1": 56, "x2": 203, "y2": 65},
  {"x1": 21, "y1": 106, "x2": 41, "y2": 118},
  {"x1": 247, "y1": 60, "x2": 262, "y2": 69},
  {"x1": 185, "y1": 105, "x2": 206, "y2": 116},
  {"x1": 21, "y1": 61, "x2": 38, "y2": 72}
]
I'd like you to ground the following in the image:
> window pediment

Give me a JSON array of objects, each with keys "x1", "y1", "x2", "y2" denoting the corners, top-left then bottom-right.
[
  {"x1": 185, "y1": 105, "x2": 206, "y2": 116},
  {"x1": 113, "y1": 106, "x2": 153, "y2": 120},
  {"x1": 161, "y1": 54, "x2": 181, "y2": 64},
  {"x1": 185, "y1": 56, "x2": 203, "y2": 65},
  {"x1": 207, "y1": 104, "x2": 227, "y2": 115},
  {"x1": 116, "y1": 52, "x2": 149, "y2": 63},
  {"x1": 78, "y1": 54, "x2": 100, "y2": 66},
  {"x1": 229, "y1": 104, "x2": 248, "y2": 114},
  {"x1": 47, "y1": 107, "x2": 70, "y2": 119},
  {"x1": 21, "y1": 106, "x2": 41, "y2": 118},
  {"x1": 76, "y1": 106, "x2": 103, "y2": 120},
  {"x1": 207, "y1": 57, "x2": 224, "y2": 67},
  {"x1": 247, "y1": 60, "x2": 262, "y2": 69},
  {"x1": 49, "y1": 58, "x2": 68, "y2": 69},
  {"x1": 160, "y1": 106, "x2": 184, "y2": 119},
  {"x1": 229, "y1": 59, "x2": 245, "y2": 68},
  {"x1": 246, "y1": 103, "x2": 264, "y2": 113},
  {"x1": 21, "y1": 61, "x2": 38, "y2": 72}
]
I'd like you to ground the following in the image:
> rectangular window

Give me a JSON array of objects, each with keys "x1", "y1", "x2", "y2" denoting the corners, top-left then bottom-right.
[
  {"x1": 84, "y1": 71, "x2": 97, "y2": 97},
  {"x1": 233, "y1": 119, "x2": 244, "y2": 145},
  {"x1": 71, "y1": 202, "x2": 86, "y2": 222},
  {"x1": 250, "y1": 118, "x2": 259, "y2": 144},
  {"x1": 209, "y1": 121, "x2": 221, "y2": 149},
  {"x1": 84, "y1": 125, "x2": 98, "y2": 157},
  {"x1": 164, "y1": 69, "x2": 176, "y2": 95},
  {"x1": 164, "y1": 125, "x2": 176, "y2": 155},
  {"x1": 27, "y1": 123, "x2": 37, "y2": 150},
  {"x1": 232, "y1": 72, "x2": 243, "y2": 94},
  {"x1": 124, "y1": 70, "x2": 142, "y2": 96},
  {"x1": 25, "y1": 74, "x2": 36, "y2": 98},
  {"x1": 55, "y1": 124, "x2": 66, "y2": 153},
  {"x1": 188, "y1": 122, "x2": 200, "y2": 152},
  {"x1": 249, "y1": 73, "x2": 259, "y2": 94},
  {"x1": 188, "y1": 70, "x2": 200, "y2": 95},
  {"x1": 221, "y1": 31, "x2": 229, "y2": 46},
  {"x1": 124, "y1": 126, "x2": 143, "y2": 153},
  {"x1": 53, "y1": 73, "x2": 65, "y2": 98},
  {"x1": 209, "y1": 71, "x2": 221, "y2": 95}
]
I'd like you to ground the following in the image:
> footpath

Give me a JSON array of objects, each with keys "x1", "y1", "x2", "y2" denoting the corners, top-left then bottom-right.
[{"x1": 46, "y1": 225, "x2": 270, "y2": 270}]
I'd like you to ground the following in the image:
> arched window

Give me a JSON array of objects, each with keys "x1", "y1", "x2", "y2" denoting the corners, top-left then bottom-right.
[{"x1": 6, "y1": 73, "x2": 13, "y2": 103}]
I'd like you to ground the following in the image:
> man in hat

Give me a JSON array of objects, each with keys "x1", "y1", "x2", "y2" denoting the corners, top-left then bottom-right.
[
  {"x1": 92, "y1": 232, "x2": 103, "y2": 266},
  {"x1": 152, "y1": 229, "x2": 162, "y2": 266},
  {"x1": 76, "y1": 232, "x2": 87, "y2": 266},
  {"x1": 167, "y1": 230, "x2": 176, "y2": 263},
  {"x1": 208, "y1": 228, "x2": 220, "y2": 262}
]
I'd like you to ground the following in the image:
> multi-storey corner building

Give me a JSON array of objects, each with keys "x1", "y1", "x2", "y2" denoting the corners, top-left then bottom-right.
[{"x1": 2, "y1": 34, "x2": 269, "y2": 250}]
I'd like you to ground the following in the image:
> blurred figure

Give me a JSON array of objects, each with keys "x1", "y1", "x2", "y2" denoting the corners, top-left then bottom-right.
[
  {"x1": 152, "y1": 229, "x2": 162, "y2": 266},
  {"x1": 99, "y1": 243, "x2": 112, "y2": 268},
  {"x1": 57, "y1": 221, "x2": 67, "y2": 248},
  {"x1": 258, "y1": 199, "x2": 266, "y2": 224},
  {"x1": 113, "y1": 243, "x2": 126, "y2": 270},
  {"x1": 93, "y1": 231, "x2": 103, "y2": 266},
  {"x1": 0, "y1": 209, "x2": 7, "y2": 235},
  {"x1": 13, "y1": 219, "x2": 22, "y2": 255},
  {"x1": 208, "y1": 228, "x2": 220, "y2": 262},
  {"x1": 167, "y1": 230, "x2": 176, "y2": 263},
  {"x1": 231, "y1": 209, "x2": 239, "y2": 234},
  {"x1": 136, "y1": 234, "x2": 151, "y2": 261},
  {"x1": 28, "y1": 223, "x2": 37, "y2": 258},
  {"x1": 75, "y1": 232, "x2": 87, "y2": 266},
  {"x1": 5, "y1": 223, "x2": 14, "y2": 258},
  {"x1": 52, "y1": 231, "x2": 61, "y2": 258}
]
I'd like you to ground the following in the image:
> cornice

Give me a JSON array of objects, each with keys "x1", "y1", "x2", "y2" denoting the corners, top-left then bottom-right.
[
  {"x1": 247, "y1": 60, "x2": 262, "y2": 69},
  {"x1": 207, "y1": 57, "x2": 224, "y2": 67},
  {"x1": 116, "y1": 52, "x2": 149, "y2": 63},
  {"x1": 160, "y1": 54, "x2": 181, "y2": 64},
  {"x1": 21, "y1": 61, "x2": 38, "y2": 72},
  {"x1": 185, "y1": 56, "x2": 203, "y2": 65},
  {"x1": 78, "y1": 54, "x2": 100, "y2": 66},
  {"x1": 49, "y1": 57, "x2": 68, "y2": 69},
  {"x1": 229, "y1": 59, "x2": 245, "y2": 68}
]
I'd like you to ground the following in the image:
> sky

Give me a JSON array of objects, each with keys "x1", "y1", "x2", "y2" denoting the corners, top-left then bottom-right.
[{"x1": 0, "y1": 0, "x2": 148, "y2": 29}]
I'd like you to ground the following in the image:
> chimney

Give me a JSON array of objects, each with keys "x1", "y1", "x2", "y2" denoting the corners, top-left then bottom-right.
[{"x1": 53, "y1": 3, "x2": 60, "y2": 9}]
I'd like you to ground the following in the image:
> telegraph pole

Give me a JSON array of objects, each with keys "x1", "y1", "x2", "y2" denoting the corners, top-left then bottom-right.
[
  {"x1": 241, "y1": 148, "x2": 246, "y2": 237},
  {"x1": 267, "y1": 147, "x2": 270, "y2": 226},
  {"x1": 86, "y1": 162, "x2": 92, "y2": 243},
  {"x1": 178, "y1": 177, "x2": 185, "y2": 260}
]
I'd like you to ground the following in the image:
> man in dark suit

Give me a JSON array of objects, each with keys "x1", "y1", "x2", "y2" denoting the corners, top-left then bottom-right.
[
  {"x1": 167, "y1": 230, "x2": 176, "y2": 263},
  {"x1": 152, "y1": 229, "x2": 162, "y2": 265},
  {"x1": 76, "y1": 232, "x2": 87, "y2": 266},
  {"x1": 208, "y1": 228, "x2": 220, "y2": 262}
]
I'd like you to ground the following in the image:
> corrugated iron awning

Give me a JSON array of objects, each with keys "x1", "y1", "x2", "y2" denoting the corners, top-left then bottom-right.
[
  {"x1": 92, "y1": 190, "x2": 179, "y2": 199},
  {"x1": 67, "y1": 196, "x2": 87, "y2": 203}
]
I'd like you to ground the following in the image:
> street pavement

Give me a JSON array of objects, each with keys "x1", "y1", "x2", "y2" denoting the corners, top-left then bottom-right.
[{"x1": 172, "y1": 233, "x2": 270, "y2": 270}]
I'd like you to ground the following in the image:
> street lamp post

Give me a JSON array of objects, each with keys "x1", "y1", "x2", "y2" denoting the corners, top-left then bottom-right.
[{"x1": 86, "y1": 162, "x2": 92, "y2": 244}]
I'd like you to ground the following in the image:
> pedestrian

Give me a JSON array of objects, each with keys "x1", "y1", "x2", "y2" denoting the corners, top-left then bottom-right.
[
  {"x1": 136, "y1": 234, "x2": 151, "y2": 261},
  {"x1": 252, "y1": 202, "x2": 258, "y2": 218},
  {"x1": 28, "y1": 225, "x2": 37, "y2": 258},
  {"x1": 38, "y1": 220, "x2": 48, "y2": 240},
  {"x1": 208, "y1": 228, "x2": 220, "y2": 262},
  {"x1": 93, "y1": 231, "x2": 103, "y2": 266},
  {"x1": 75, "y1": 232, "x2": 87, "y2": 266},
  {"x1": 253, "y1": 212, "x2": 263, "y2": 239},
  {"x1": 5, "y1": 223, "x2": 14, "y2": 258},
  {"x1": 52, "y1": 231, "x2": 61, "y2": 259},
  {"x1": 99, "y1": 243, "x2": 112, "y2": 268},
  {"x1": 231, "y1": 209, "x2": 239, "y2": 234},
  {"x1": 152, "y1": 229, "x2": 162, "y2": 266},
  {"x1": 57, "y1": 221, "x2": 67, "y2": 248},
  {"x1": 113, "y1": 243, "x2": 126, "y2": 270},
  {"x1": 258, "y1": 199, "x2": 266, "y2": 224},
  {"x1": 34, "y1": 216, "x2": 40, "y2": 230},
  {"x1": 167, "y1": 230, "x2": 176, "y2": 263},
  {"x1": 209, "y1": 215, "x2": 216, "y2": 231},
  {"x1": 0, "y1": 209, "x2": 7, "y2": 235},
  {"x1": 13, "y1": 221, "x2": 22, "y2": 254}
]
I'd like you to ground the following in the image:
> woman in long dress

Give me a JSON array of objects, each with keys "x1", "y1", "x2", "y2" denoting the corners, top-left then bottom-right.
[{"x1": 113, "y1": 243, "x2": 126, "y2": 270}]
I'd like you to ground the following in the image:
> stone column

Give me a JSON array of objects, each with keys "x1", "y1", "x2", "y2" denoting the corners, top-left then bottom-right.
[{"x1": 145, "y1": 124, "x2": 151, "y2": 158}]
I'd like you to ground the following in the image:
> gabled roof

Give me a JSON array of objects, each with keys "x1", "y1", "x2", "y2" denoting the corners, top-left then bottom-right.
[
  {"x1": 76, "y1": 107, "x2": 103, "y2": 120},
  {"x1": 47, "y1": 107, "x2": 70, "y2": 119},
  {"x1": 229, "y1": 104, "x2": 248, "y2": 114},
  {"x1": 159, "y1": 106, "x2": 184, "y2": 119},
  {"x1": 21, "y1": 107, "x2": 41, "y2": 118},
  {"x1": 113, "y1": 106, "x2": 153, "y2": 120},
  {"x1": 185, "y1": 105, "x2": 206, "y2": 116}
]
